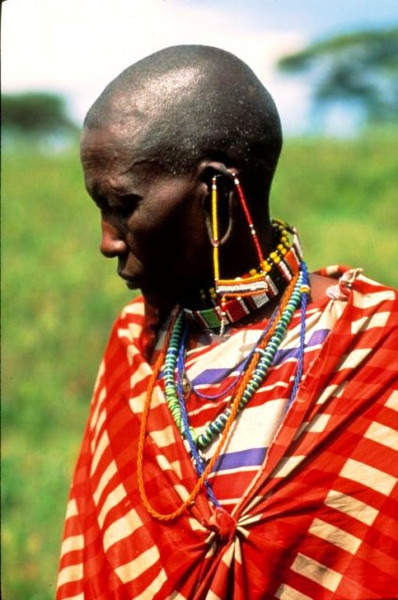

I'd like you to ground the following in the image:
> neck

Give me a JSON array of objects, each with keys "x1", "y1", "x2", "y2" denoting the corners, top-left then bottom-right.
[
  {"x1": 183, "y1": 220, "x2": 305, "y2": 331},
  {"x1": 183, "y1": 217, "x2": 275, "y2": 311},
  {"x1": 142, "y1": 217, "x2": 279, "y2": 315},
  {"x1": 219, "y1": 217, "x2": 274, "y2": 280}
]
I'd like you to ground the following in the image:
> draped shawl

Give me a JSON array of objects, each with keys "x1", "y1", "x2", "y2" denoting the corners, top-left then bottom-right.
[{"x1": 57, "y1": 268, "x2": 398, "y2": 600}]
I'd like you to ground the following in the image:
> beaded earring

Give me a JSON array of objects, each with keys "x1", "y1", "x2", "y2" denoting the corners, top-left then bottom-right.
[
  {"x1": 211, "y1": 173, "x2": 266, "y2": 293},
  {"x1": 193, "y1": 170, "x2": 304, "y2": 332},
  {"x1": 211, "y1": 173, "x2": 271, "y2": 333}
]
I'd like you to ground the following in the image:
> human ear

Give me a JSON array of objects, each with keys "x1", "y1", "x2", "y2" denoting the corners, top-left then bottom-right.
[
  {"x1": 197, "y1": 161, "x2": 237, "y2": 245},
  {"x1": 196, "y1": 160, "x2": 237, "y2": 190}
]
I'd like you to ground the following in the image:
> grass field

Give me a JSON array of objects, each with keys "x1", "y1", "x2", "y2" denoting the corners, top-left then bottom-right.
[{"x1": 2, "y1": 132, "x2": 397, "y2": 599}]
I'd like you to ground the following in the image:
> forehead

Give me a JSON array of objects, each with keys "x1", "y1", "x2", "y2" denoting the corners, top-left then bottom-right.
[
  {"x1": 81, "y1": 125, "x2": 140, "y2": 166},
  {"x1": 80, "y1": 125, "x2": 185, "y2": 198},
  {"x1": 80, "y1": 124, "x2": 155, "y2": 189}
]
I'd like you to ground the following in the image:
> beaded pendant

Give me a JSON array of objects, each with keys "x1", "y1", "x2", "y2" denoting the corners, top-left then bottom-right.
[
  {"x1": 163, "y1": 265, "x2": 310, "y2": 451},
  {"x1": 211, "y1": 176, "x2": 304, "y2": 336},
  {"x1": 137, "y1": 258, "x2": 310, "y2": 519},
  {"x1": 186, "y1": 217, "x2": 304, "y2": 331}
]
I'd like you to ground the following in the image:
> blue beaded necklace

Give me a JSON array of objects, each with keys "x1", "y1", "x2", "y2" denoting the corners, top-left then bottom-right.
[
  {"x1": 163, "y1": 263, "x2": 310, "y2": 451},
  {"x1": 177, "y1": 306, "x2": 279, "y2": 403},
  {"x1": 162, "y1": 262, "x2": 309, "y2": 507}
]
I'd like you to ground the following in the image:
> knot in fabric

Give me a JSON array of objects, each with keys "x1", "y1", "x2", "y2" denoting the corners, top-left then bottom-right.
[{"x1": 208, "y1": 507, "x2": 237, "y2": 544}]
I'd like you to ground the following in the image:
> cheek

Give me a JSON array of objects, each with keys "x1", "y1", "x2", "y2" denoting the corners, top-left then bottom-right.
[
  {"x1": 183, "y1": 206, "x2": 209, "y2": 249},
  {"x1": 124, "y1": 219, "x2": 182, "y2": 265},
  {"x1": 124, "y1": 187, "x2": 208, "y2": 265},
  {"x1": 127, "y1": 203, "x2": 188, "y2": 245}
]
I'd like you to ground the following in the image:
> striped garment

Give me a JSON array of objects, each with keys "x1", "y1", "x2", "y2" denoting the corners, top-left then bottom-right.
[{"x1": 57, "y1": 267, "x2": 398, "y2": 599}]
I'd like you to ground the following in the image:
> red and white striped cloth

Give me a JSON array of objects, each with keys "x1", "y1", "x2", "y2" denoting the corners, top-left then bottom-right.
[{"x1": 57, "y1": 267, "x2": 398, "y2": 599}]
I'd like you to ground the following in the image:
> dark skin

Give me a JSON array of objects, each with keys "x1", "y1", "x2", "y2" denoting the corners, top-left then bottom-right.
[{"x1": 81, "y1": 122, "x2": 333, "y2": 321}]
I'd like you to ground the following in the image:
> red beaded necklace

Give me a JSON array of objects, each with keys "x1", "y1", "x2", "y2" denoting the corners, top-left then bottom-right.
[{"x1": 186, "y1": 218, "x2": 303, "y2": 330}]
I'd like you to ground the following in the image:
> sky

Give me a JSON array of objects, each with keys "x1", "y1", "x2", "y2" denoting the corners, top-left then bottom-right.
[{"x1": 2, "y1": 0, "x2": 398, "y2": 134}]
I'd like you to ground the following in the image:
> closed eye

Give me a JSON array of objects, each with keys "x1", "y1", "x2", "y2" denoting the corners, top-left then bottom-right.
[
  {"x1": 92, "y1": 194, "x2": 107, "y2": 210},
  {"x1": 92, "y1": 193, "x2": 141, "y2": 217},
  {"x1": 113, "y1": 194, "x2": 141, "y2": 217},
  {"x1": 119, "y1": 193, "x2": 141, "y2": 208}
]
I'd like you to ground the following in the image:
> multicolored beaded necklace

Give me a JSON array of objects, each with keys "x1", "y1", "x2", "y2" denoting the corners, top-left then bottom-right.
[
  {"x1": 174, "y1": 262, "x2": 309, "y2": 509},
  {"x1": 136, "y1": 176, "x2": 311, "y2": 520},
  {"x1": 137, "y1": 257, "x2": 310, "y2": 520},
  {"x1": 164, "y1": 264, "x2": 309, "y2": 451},
  {"x1": 185, "y1": 218, "x2": 304, "y2": 331}
]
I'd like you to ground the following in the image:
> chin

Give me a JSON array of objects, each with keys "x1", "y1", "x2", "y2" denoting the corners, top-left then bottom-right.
[
  {"x1": 137, "y1": 283, "x2": 175, "y2": 312},
  {"x1": 125, "y1": 280, "x2": 140, "y2": 290}
]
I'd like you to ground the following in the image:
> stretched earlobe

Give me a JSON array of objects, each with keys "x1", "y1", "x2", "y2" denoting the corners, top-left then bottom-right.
[
  {"x1": 197, "y1": 160, "x2": 238, "y2": 189},
  {"x1": 201, "y1": 168, "x2": 236, "y2": 248},
  {"x1": 203, "y1": 187, "x2": 235, "y2": 247},
  {"x1": 198, "y1": 161, "x2": 238, "y2": 248}
]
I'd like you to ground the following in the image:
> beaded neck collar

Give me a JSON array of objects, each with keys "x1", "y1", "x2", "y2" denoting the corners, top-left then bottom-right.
[{"x1": 184, "y1": 221, "x2": 304, "y2": 330}]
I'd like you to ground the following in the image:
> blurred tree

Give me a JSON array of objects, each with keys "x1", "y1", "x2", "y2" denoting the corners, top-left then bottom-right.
[
  {"x1": 2, "y1": 91, "x2": 78, "y2": 136},
  {"x1": 277, "y1": 28, "x2": 398, "y2": 127}
]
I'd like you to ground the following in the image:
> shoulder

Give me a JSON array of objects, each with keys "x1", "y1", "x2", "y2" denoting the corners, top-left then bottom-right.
[
  {"x1": 118, "y1": 294, "x2": 146, "y2": 321},
  {"x1": 315, "y1": 265, "x2": 397, "y2": 303},
  {"x1": 318, "y1": 265, "x2": 398, "y2": 336},
  {"x1": 106, "y1": 295, "x2": 146, "y2": 346}
]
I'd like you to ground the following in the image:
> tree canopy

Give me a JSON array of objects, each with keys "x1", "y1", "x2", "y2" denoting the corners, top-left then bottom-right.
[
  {"x1": 2, "y1": 91, "x2": 78, "y2": 136},
  {"x1": 277, "y1": 28, "x2": 398, "y2": 126}
]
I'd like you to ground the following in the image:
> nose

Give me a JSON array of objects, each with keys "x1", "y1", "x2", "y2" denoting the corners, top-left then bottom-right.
[{"x1": 100, "y1": 219, "x2": 128, "y2": 258}]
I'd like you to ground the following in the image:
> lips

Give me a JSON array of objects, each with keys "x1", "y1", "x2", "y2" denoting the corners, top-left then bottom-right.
[
  {"x1": 125, "y1": 279, "x2": 140, "y2": 290},
  {"x1": 117, "y1": 269, "x2": 141, "y2": 289}
]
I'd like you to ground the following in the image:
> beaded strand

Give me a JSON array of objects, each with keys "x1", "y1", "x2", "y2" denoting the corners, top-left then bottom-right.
[
  {"x1": 187, "y1": 219, "x2": 303, "y2": 331},
  {"x1": 287, "y1": 261, "x2": 309, "y2": 411},
  {"x1": 176, "y1": 309, "x2": 277, "y2": 402},
  {"x1": 136, "y1": 264, "x2": 310, "y2": 521},
  {"x1": 196, "y1": 271, "x2": 308, "y2": 449},
  {"x1": 211, "y1": 176, "x2": 221, "y2": 282},
  {"x1": 178, "y1": 263, "x2": 310, "y2": 506},
  {"x1": 233, "y1": 176, "x2": 265, "y2": 267},
  {"x1": 164, "y1": 268, "x2": 307, "y2": 450},
  {"x1": 175, "y1": 326, "x2": 221, "y2": 507}
]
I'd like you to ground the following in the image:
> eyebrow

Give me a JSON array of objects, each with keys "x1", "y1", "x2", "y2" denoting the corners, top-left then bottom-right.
[
  {"x1": 89, "y1": 179, "x2": 129, "y2": 195},
  {"x1": 87, "y1": 158, "x2": 154, "y2": 199}
]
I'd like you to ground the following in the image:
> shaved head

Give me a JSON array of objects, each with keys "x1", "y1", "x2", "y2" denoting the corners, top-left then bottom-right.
[{"x1": 84, "y1": 45, "x2": 282, "y2": 194}]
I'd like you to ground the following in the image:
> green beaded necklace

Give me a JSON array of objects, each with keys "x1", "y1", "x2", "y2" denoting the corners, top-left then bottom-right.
[{"x1": 163, "y1": 268, "x2": 309, "y2": 450}]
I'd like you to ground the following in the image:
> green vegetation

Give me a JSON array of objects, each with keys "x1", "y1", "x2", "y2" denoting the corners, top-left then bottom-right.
[
  {"x1": 272, "y1": 133, "x2": 398, "y2": 285},
  {"x1": 2, "y1": 133, "x2": 397, "y2": 599},
  {"x1": 278, "y1": 28, "x2": 398, "y2": 126},
  {"x1": 3, "y1": 92, "x2": 79, "y2": 136}
]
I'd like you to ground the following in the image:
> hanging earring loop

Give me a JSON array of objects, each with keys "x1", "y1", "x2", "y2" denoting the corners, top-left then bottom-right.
[
  {"x1": 209, "y1": 172, "x2": 266, "y2": 289},
  {"x1": 219, "y1": 192, "x2": 235, "y2": 245},
  {"x1": 211, "y1": 175, "x2": 221, "y2": 283},
  {"x1": 205, "y1": 188, "x2": 235, "y2": 246},
  {"x1": 232, "y1": 175, "x2": 265, "y2": 266}
]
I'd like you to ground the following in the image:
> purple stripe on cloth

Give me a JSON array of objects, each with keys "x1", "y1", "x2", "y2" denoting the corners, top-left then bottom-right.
[
  {"x1": 192, "y1": 367, "x2": 237, "y2": 386},
  {"x1": 213, "y1": 447, "x2": 267, "y2": 472},
  {"x1": 307, "y1": 328, "x2": 330, "y2": 347},
  {"x1": 273, "y1": 328, "x2": 330, "y2": 365},
  {"x1": 192, "y1": 329, "x2": 330, "y2": 386}
]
